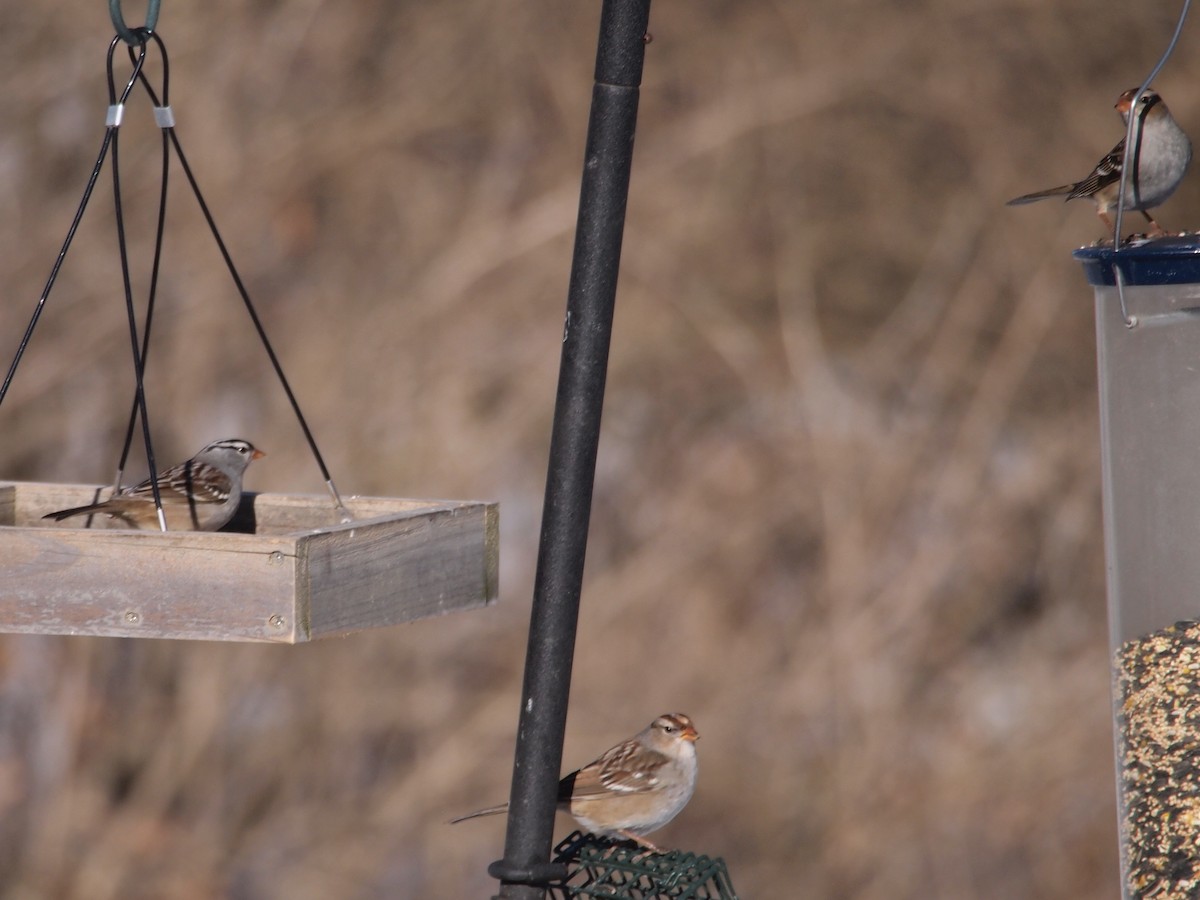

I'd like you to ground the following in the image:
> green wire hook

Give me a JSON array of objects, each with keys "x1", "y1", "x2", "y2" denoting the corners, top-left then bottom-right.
[{"x1": 109, "y1": 0, "x2": 160, "y2": 45}]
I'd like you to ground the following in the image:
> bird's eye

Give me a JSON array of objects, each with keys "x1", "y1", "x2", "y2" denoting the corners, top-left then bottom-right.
[{"x1": 662, "y1": 723, "x2": 675, "y2": 733}]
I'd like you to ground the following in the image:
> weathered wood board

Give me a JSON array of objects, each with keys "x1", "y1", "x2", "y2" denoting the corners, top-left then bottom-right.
[{"x1": 0, "y1": 482, "x2": 498, "y2": 643}]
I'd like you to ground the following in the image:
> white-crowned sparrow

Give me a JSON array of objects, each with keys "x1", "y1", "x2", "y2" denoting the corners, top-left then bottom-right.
[
  {"x1": 1008, "y1": 87, "x2": 1192, "y2": 235},
  {"x1": 450, "y1": 713, "x2": 699, "y2": 852},
  {"x1": 43, "y1": 438, "x2": 264, "y2": 532}
]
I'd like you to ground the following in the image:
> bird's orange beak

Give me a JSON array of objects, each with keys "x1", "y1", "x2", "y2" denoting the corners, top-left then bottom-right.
[
  {"x1": 682, "y1": 725, "x2": 699, "y2": 742},
  {"x1": 252, "y1": 449, "x2": 266, "y2": 460}
]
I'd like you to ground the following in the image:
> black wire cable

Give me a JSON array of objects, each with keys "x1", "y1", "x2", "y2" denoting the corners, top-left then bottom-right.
[
  {"x1": 0, "y1": 38, "x2": 147, "y2": 413},
  {"x1": 1, "y1": 30, "x2": 347, "y2": 523},
  {"x1": 108, "y1": 30, "x2": 167, "y2": 529},
  {"x1": 113, "y1": 34, "x2": 172, "y2": 492},
  {"x1": 131, "y1": 32, "x2": 348, "y2": 517}
]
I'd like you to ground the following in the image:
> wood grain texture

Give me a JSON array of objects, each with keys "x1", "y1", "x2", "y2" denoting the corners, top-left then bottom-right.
[
  {"x1": 0, "y1": 483, "x2": 499, "y2": 643},
  {"x1": 304, "y1": 503, "x2": 498, "y2": 637}
]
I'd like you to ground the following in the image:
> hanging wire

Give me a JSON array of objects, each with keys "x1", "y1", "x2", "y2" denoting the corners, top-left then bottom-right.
[
  {"x1": 126, "y1": 33, "x2": 351, "y2": 520},
  {"x1": 110, "y1": 0, "x2": 160, "y2": 46},
  {"x1": 113, "y1": 36, "x2": 172, "y2": 493},
  {"x1": 108, "y1": 35, "x2": 168, "y2": 529},
  {"x1": 1110, "y1": 0, "x2": 1191, "y2": 328},
  {"x1": 1113, "y1": 0, "x2": 1191, "y2": 248},
  {"x1": 0, "y1": 38, "x2": 147, "y2": 413},
  {"x1": 1, "y1": 31, "x2": 350, "y2": 525}
]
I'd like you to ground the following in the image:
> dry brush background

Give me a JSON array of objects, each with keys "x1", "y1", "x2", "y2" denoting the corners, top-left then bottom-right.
[{"x1": 1, "y1": 1, "x2": 1198, "y2": 897}]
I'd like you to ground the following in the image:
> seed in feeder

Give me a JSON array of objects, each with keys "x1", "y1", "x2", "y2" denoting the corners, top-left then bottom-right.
[{"x1": 1115, "y1": 620, "x2": 1200, "y2": 899}]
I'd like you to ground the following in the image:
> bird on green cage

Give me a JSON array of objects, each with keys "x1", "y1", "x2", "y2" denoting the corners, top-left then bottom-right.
[
  {"x1": 43, "y1": 438, "x2": 264, "y2": 532},
  {"x1": 450, "y1": 713, "x2": 699, "y2": 852}
]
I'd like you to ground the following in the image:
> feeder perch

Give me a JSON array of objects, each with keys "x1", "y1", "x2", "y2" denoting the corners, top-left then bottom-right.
[
  {"x1": 1076, "y1": 236, "x2": 1200, "y2": 898},
  {"x1": 1, "y1": 482, "x2": 498, "y2": 643},
  {"x1": 546, "y1": 832, "x2": 739, "y2": 900}
]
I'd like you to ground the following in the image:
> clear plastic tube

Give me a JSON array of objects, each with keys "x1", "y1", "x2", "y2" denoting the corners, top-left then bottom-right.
[{"x1": 1081, "y1": 241, "x2": 1200, "y2": 898}]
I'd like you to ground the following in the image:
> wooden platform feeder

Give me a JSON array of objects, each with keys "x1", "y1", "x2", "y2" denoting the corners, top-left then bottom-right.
[{"x1": 0, "y1": 481, "x2": 498, "y2": 643}]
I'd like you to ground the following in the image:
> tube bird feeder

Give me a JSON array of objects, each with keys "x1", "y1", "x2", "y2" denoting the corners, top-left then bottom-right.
[{"x1": 1077, "y1": 237, "x2": 1200, "y2": 898}]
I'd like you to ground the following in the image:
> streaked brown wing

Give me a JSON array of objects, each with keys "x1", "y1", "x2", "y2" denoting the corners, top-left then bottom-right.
[
  {"x1": 124, "y1": 460, "x2": 231, "y2": 504},
  {"x1": 1066, "y1": 138, "x2": 1124, "y2": 201},
  {"x1": 559, "y1": 740, "x2": 667, "y2": 799}
]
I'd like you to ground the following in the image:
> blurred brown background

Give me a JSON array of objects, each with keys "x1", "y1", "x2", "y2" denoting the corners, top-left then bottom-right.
[{"x1": 1, "y1": 1, "x2": 1197, "y2": 897}]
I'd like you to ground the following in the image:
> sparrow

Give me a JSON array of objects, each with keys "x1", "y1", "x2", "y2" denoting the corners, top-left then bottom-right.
[
  {"x1": 450, "y1": 713, "x2": 700, "y2": 852},
  {"x1": 43, "y1": 438, "x2": 264, "y2": 531},
  {"x1": 1007, "y1": 87, "x2": 1192, "y2": 235}
]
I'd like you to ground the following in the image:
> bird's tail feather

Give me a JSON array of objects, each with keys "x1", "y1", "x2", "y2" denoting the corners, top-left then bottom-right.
[
  {"x1": 1006, "y1": 184, "x2": 1077, "y2": 206},
  {"x1": 448, "y1": 803, "x2": 509, "y2": 824},
  {"x1": 42, "y1": 503, "x2": 107, "y2": 522}
]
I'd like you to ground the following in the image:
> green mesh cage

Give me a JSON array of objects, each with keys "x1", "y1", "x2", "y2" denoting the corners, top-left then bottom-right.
[{"x1": 546, "y1": 832, "x2": 739, "y2": 899}]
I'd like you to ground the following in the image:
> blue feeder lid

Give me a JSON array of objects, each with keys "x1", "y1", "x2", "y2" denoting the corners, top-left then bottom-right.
[{"x1": 1075, "y1": 235, "x2": 1200, "y2": 286}]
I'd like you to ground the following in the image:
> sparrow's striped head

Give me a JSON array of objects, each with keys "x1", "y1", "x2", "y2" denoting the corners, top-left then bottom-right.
[
  {"x1": 1117, "y1": 88, "x2": 1163, "y2": 121},
  {"x1": 200, "y1": 438, "x2": 264, "y2": 458},
  {"x1": 652, "y1": 713, "x2": 699, "y2": 743},
  {"x1": 195, "y1": 438, "x2": 266, "y2": 472}
]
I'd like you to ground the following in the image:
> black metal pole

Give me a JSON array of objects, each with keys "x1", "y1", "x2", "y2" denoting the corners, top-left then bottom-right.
[{"x1": 486, "y1": 2, "x2": 651, "y2": 897}]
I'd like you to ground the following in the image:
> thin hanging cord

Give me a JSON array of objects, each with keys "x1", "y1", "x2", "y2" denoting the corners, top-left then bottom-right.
[
  {"x1": 114, "y1": 37, "x2": 173, "y2": 492},
  {"x1": 1110, "y1": 0, "x2": 1190, "y2": 328},
  {"x1": 0, "y1": 31, "x2": 348, "y2": 522},
  {"x1": 133, "y1": 32, "x2": 350, "y2": 520},
  {"x1": 0, "y1": 38, "x2": 147, "y2": 412},
  {"x1": 108, "y1": 32, "x2": 167, "y2": 531},
  {"x1": 1113, "y1": 0, "x2": 1191, "y2": 247}
]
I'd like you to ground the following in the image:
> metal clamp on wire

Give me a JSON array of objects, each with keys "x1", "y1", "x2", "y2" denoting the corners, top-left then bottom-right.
[{"x1": 110, "y1": 0, "x2": 160, "y2": 46}]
